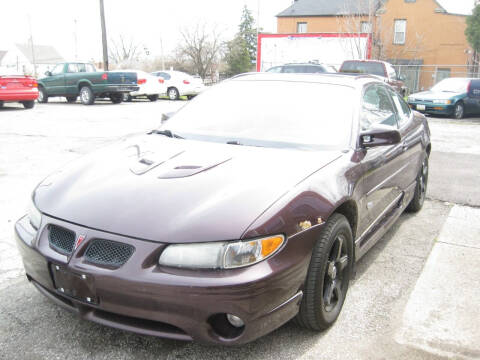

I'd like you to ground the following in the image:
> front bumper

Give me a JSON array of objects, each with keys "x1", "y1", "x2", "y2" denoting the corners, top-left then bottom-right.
[
  {"x1": 407, "y1": 101, "x2": 454, "y2": 115},
  {"x1": 15, "y1": 214, "x2": 317, "y2": 345}
]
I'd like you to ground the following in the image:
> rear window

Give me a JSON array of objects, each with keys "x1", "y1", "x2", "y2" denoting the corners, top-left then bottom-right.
[{"x1": 340, "y1": 61, "x2": 385, "y2": 77}]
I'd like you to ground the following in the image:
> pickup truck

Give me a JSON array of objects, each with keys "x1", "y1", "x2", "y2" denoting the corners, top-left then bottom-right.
[{"x1": 37, "y1": 62, "x2": 139, "y2": 105}]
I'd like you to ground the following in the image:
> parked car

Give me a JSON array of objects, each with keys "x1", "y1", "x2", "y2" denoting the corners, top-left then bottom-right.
[
  {"x1": 113, "y1": 70, "x2": 167, "y2": 102},
  {"x1": 266, "y1": 63, "x2": 337, "y2": 73},
  {"x1": 407, "y1": 77, "x2": 480, "y2": 119},
  {"x1": 16, "y1": 73, "x2": 430, "y2": 345},
  {"x1": 37, "y1": 62, "x2": 139, "y2": 105},
  {"x1": 0, "y1": 75, "x2": 38, "y2": 109},
  {"x1": 151, "y1": 70, "x2": 205, "y2": 100},
  {"x1": 339, "y1": 60, "x2": 407, "y2": 95}
]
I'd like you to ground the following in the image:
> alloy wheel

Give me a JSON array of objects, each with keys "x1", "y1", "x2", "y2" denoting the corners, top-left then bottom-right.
[{"x1": 323, "y1": 234, "x2": 348, "y2": 312}]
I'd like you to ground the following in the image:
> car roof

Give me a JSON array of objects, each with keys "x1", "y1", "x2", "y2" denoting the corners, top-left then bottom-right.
[{"x1": 231, "y1": 72, "x2": 381, "y2": 88}]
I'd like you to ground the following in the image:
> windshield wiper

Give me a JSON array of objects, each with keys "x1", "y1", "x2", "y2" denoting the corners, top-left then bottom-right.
[{"x1": 149, "y1": 129, "x2": 184, "y2": 139}]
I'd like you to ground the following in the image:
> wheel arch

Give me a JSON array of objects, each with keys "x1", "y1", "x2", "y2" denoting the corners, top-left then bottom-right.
[
  {"x1": 77, "y1": 80, "x2": 93, "y2": 92},
  {"x1": 331, "y1": 200, "x2": 358, "y2": 241}
]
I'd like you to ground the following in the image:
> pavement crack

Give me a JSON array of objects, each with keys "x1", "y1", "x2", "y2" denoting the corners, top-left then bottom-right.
[{"x1": 436, "y1": 241, "x2": 480, "y2": 250}]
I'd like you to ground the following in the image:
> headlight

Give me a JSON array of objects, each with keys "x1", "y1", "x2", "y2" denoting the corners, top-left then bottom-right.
[
  {"x1": 433, "y1": 99, "x2": 452, "y2": 105},
  {"x1": 27, "y1": 198, "x2": 42, "y2": 230},
  {"x1": 158, "y1": 235, "x2": 285, "y2": 269}
]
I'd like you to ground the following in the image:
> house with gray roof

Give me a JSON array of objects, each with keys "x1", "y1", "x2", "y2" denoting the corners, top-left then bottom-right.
[{"x1": 0, "y1": 43, "x2": 64, "y2": 76}]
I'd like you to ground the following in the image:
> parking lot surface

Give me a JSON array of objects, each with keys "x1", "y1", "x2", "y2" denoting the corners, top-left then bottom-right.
[{"x1": 1, "y1": 100, "x2": 479, "y2": 359}]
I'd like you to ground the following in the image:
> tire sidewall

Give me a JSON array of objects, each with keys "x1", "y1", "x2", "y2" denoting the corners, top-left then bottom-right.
[
  {"x1": 80, "y1": 86, "x2": 94, "y2": 105},
  {"x1": 314, "y1": 217, "x2": 353, "y2": 325},
  {"x1": 454, "y1": 102, "x2": 464, "y2": 119},
  {"x1": 168, "y1": 87, "x2": 179, "y2": 100},
  {"x1": 37, "y1": 87, "x2": 47, "y2": 103}
]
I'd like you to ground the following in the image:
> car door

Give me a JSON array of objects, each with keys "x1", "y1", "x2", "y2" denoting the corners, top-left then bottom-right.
[
  {"x1": 42, "y1": 63, "x2": 66, "y2": 96},
  {"x1": 388, "y1": 88, "x2": 424, "y2": 190},
  {"x1": 358, "y1": 84, "x2": 404, "y2": 238},
  {"x1": 465, "y1": 79, "x2": 480, "y2": 115},
  {"x1": 64, "y1": 63, "x2": 79, "y2": 96}
]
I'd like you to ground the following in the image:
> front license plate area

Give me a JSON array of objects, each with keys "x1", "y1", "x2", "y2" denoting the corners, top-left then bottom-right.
[
  {"x1": 417, "y1": 104, "x2": 426, "y2": 111},
  {"x1": 50, "y1": 264, "x2": 97, "y2": 304}
]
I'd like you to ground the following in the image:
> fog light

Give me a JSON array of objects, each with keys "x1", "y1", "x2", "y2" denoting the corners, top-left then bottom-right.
[{"x1": 226, "y1": 314, "x2": 244, "y2": 328}]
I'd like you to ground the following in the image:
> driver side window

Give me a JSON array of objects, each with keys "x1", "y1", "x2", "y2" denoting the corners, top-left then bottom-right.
[
  {"x1": 361, "y1": 85, "x2": 397, "y2": 130},
  {"x1": 51, "y1": 64, "x2": 64, "y2": 75}
]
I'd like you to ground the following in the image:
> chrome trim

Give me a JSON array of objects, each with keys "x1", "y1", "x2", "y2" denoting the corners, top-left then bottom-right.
[
  {"x1": 366, "y1": 162, "x2": 409, "y2": 196},
  {"x1": 356, "y1": 192, "x2": 403, "y2": 245},
  {"x1": 268, "y1": 291, "x2": 303, "y2": 314}
]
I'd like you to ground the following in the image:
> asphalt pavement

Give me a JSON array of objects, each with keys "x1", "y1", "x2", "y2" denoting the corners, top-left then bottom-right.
[{"x1": 0, "y1": 101, "x2": 479, "y2": 359}]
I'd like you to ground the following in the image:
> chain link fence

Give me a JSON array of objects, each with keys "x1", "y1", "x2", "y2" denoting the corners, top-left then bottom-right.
[{"x1": 392, "y1": 64, "x2": 480, "y2": 95}]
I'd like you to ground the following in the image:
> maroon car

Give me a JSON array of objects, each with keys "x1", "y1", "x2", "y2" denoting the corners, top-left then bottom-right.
[{"x1": 15, "y1": 73, "x2": 430, "y2": 345}]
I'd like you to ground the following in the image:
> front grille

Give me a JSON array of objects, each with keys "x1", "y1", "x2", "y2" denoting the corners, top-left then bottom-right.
[
  {"x1": 48, "y1": 225, "x2": 76, "y2": 255},
  {"x1": 85, "y1": 239, "x2": 134, "y2": 268}
]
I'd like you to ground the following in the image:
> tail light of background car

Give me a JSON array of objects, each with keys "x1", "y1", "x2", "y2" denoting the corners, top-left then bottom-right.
[
  {"x1": 183, "y1": 80, "x2": 190, "y2": 85},
  {"x1": 137, "y1": 79, "x2": 147, "y2": 85},
  {"x1": 101, "y1": 73, "x2": 108, "y2": 80},
  {"x1": 158, "y1": 78, "x2": 165, "y2": 84}
]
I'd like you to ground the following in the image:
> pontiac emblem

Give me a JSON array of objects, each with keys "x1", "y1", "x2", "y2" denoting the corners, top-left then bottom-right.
[{"x1": 75, "y1": 235, "x2": 86, "y2": 250}]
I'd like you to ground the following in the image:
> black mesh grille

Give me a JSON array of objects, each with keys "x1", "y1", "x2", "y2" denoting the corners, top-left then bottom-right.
[
  {"x1": 85, "y1": 239, "x2": 134, "y2": 268},
  {"x1": 48, "y1": 225, "x2": 76, "y2": 255}
]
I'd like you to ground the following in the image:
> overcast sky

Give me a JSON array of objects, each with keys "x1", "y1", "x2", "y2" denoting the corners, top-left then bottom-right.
[{"x1": 1, "y1": 0, "x2": 293, "y2": 61}]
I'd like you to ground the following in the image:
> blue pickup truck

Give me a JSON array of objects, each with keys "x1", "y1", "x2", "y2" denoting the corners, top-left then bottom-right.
[
  {"x1": 407, "y1": 77, "x2": 480, "y2": 119},
  {"x1": 37, "y1": 62, "x2": 139, "y2": 105}
]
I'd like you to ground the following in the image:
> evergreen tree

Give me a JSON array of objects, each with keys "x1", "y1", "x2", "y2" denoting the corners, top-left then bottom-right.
[
  {"x1": 466, "y1": 5, "x2": 480, "y2": 52},
  {"x1": 225, "y1": 5, "x2": 258, "y2": 76}
]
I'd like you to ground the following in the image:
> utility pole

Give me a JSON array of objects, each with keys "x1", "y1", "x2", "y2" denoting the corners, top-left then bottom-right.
[
  {"x1": 27, "y1": 15, "x2": 37, "y2": 77},
  {"x1": 74, "y1": 18, "x2": 78, "y2": 60},
  {"x1": 99, "y1": 0, "x2": 109, "y2": 70}
]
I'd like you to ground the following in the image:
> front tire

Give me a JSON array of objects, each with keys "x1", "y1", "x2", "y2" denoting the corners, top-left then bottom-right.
[
  {"x1": 22, "y1": 100, "x2": 35, "y2": 109},
  {"x1": 296, "y1": 213, "x2": 353, "y2": 330},
  {"x1": 79, "y1": 86, "x2": 94, "y2": 105},
  {"x1": 454, "y1": 102, "x2": 464, "y2": 119},
  {"x1": 167, "y1": 87, "x2": 179, "y2": 100},
  {"x1": 406, "y1": 155, "x2": 429, "y2": 213},
  {"x1": 37, "y1": 86, "x2": 48, "y2": 103}
]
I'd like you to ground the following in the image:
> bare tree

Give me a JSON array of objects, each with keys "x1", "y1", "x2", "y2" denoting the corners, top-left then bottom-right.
[
  {"x1": 176, "y1": 23, "x2": 223, "y2": 78},
  {"x1": 109, "y1": 35, "x2": 142, "y2": 67}
]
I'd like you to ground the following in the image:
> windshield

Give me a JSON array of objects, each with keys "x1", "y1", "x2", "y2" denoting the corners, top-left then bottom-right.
[
  {"x1": 162, "y1": 79, "x2": 355, "y2": 150},
  {"x1": 431, "y1": 78, "x2": 470, "y2": 93},
  {"x1": 340, "y1": 61, "x2": 385, "y2": 77}
]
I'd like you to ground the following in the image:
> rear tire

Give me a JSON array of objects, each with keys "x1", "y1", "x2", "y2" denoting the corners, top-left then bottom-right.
[
  {"x1": 406, "y1": 155, "x2": 429, "y2": 213},
  {"x1": 22, "y1": 100, "x2": 35, "y2": 109},
  {"x1": 37, "y1": 86, "x2": 48, "y2": 103},
  {"x1": 295, "y1": 213, "x2": 353, "y2": 331},
  {"x1": 122, "y1": 93, "x2": 132, "y2": 102},
  {"x1": 167, "y1": 87, "x2": 179, "y2": 100},
  {"x1": 110, "y1": 94, "x2": 123, "y2": 104},
  {"x1": 147, "y1": 94, "x2": 159, "y2": 102},
  {"x1": 66, "y1": 96, "x2": 77, "y2": 103},
  {"x1": 79, "y1": 86, "x2": 94, "y2": 105}
]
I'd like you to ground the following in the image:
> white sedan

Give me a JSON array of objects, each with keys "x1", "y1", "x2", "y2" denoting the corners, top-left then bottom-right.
[
  {"x1": 151, "y1": 70, "x2": 206, "y2": 100},
  {"x1": 112, "y1": 70, "x2": 166, "y2": 102}
]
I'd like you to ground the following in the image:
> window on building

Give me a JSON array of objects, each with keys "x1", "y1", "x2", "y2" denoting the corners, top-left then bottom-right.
[
  {"x1": 394, "y1": 19, "x2": 407, "y2": 45},
  {"x1": 436, "y1": 68, "x2": 451, "y2": 83},
  {"x1": 405, "y1": 0, "x2": 416, "y2": 2},
  {"x1": 297, "y1": 22, "x2": 307, "y2": 33},
  {"x1": 361, "y1": 21, "x2": 372, "y2": 33}
]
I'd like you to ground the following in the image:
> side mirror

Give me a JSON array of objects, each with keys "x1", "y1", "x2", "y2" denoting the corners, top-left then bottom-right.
[
  {"x1": 161, "y1": 112, "x2": 175, "y2": 123},
  {"x1": 397, "y1": 74, "x2": 406, "y2": 81},
  {"x1": 360, "y1": 125, "x2": 401, "y2": 148},
  {"x1": 45, "y1": 71, "x2": 52, "y2": 76}
]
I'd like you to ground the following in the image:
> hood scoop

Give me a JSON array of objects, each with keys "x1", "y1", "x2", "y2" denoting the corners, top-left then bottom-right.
[
  {"x1": 157, "y1": 158, "x2": 231, "y2": 178},
  {"x1": 128, "y1": 144, "x2": 185, "y2": 175}
]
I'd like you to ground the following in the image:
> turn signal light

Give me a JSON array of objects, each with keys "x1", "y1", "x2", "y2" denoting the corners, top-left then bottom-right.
[
  {"x1": 137, "y1": 79, "x2": 147, "y2": 85},
  {"x1": 261, "y1": 236, "x2": 284, "y2": 257}
]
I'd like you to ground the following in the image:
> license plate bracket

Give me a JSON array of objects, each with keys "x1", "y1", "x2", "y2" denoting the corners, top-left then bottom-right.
[{"x1": 50, "y1": 264, "x2": 97, "y2": 304}]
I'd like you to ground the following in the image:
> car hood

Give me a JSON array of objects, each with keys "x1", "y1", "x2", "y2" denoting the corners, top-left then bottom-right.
[
  {"x1": 410, "y1": 90, "x2": 463, "y2": 100},
  {"x1": 34, "y1": 135, "x2": 342, "y2": 243}
]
